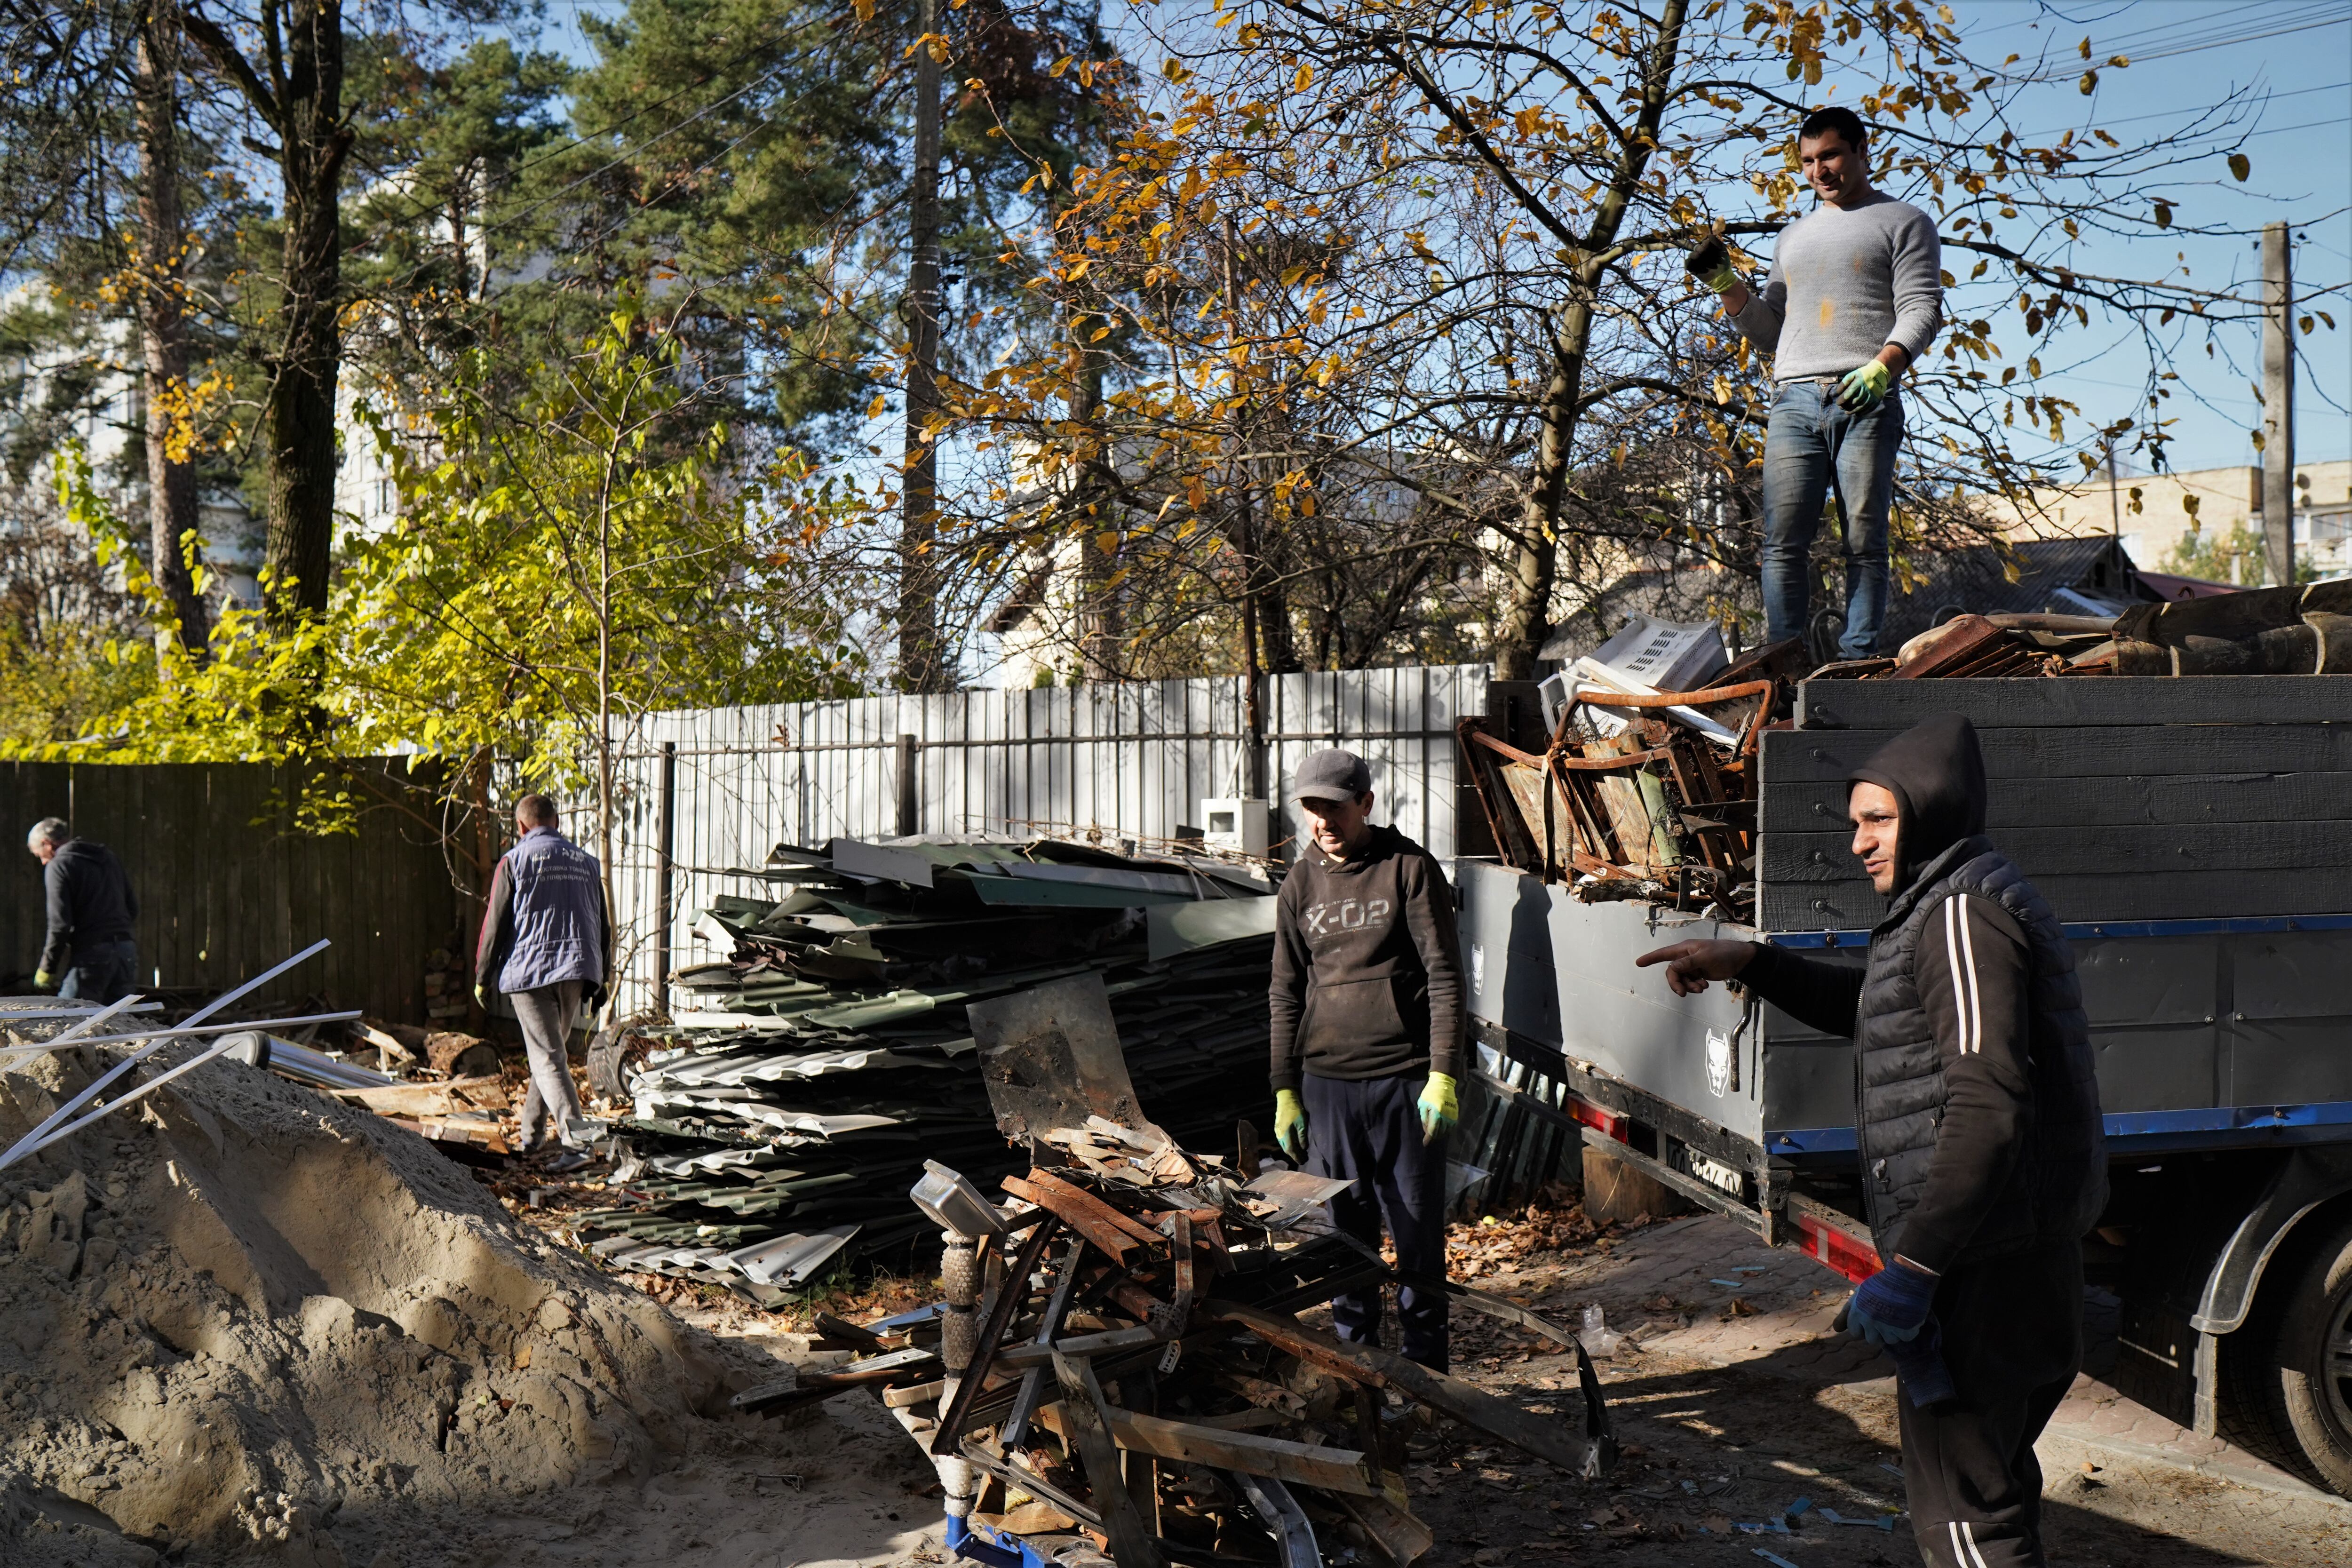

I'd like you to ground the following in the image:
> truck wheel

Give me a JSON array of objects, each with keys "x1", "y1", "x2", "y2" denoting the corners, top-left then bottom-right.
[{"x1": 2222, "y1": 1213, "x2": 2352, "y2": 1496}]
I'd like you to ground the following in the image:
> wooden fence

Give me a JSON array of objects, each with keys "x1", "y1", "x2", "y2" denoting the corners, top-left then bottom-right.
[
  {"x1": 606, "y1": 665, "x2": 1493, "y2": 1017},
  {"x1": 0, "y1": 760, "x2": 459, "y2": 1023}
]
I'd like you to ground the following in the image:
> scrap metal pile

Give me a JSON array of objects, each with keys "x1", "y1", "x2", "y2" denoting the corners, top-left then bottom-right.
[
  {"x1": 1835, "y1": 579, "x2": 2352, "y2": 678},
  {"x1": 572, "y1": 836, "x2": 1283, "y2": 1302},
  {"x1": 731, "y1": 974, "x2": 1615, "y2": 1568},
  {"x1": 1460, "y1": 588, "x2": 2352, "y2": 916},
  {"x1": 1457, "y1": 616, "x2": 1797, "y2": 919}
]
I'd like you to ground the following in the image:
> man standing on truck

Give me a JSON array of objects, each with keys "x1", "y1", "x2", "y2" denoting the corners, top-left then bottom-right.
[
  {"x1": 1270, "y1": 748, "x2": 1466, "y2": 1371},
  {"x1": 1686, "y1": 105, "x2": 1943, "y2": 660},
  {"x1": 1635, "y1": 714, "x2": 2105, "y2": 1568}
]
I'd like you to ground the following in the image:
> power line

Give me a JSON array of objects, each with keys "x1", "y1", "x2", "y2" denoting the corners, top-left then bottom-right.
[
  {"x1": 2018, "y1": 79, "x2": 2347, "y2": 138},
  {"x1": 350, "y1": 14, "x2": 831, "y2": 248},
  {"x1": 2074, "y1": 3, "x2": 2346, "y2": 63},
  {"x1": 469, "y1": 48, "x2": 810, "y2": 240},
  {"x1": 2010, "y1": 6, "x2": 2347, "y2": 83},
  {"x1": 2243, "y1": 114, "x2": 2352, "y2": 140}
]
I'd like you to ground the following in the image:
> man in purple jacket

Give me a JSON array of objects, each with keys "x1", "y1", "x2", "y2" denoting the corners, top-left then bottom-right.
[{"x1": 474, "y1": 796, "x2": 613, "y2": 1164}]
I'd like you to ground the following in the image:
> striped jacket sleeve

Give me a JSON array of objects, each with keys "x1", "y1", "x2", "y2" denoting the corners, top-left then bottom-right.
[{"x1": 1898, "y1": 892, "x2": 2035, "y2": 1274}]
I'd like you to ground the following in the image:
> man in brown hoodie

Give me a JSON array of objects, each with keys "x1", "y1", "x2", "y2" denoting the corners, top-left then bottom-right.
[{"x1": 1269, "y1": 748, "x2": 1466, "y2": 1369}]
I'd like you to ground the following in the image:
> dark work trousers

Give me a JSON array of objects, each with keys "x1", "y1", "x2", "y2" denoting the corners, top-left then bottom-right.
[
  {"x1": 1303, "y1": 1070, "x2": 1449, "y2": 1370},
  {"x1": 61, "y1": 939, "x2": 138, "y2": 1006},
  {"x1": 1901, "y1": 1237, "x2": 2083, "y2": 1567}
]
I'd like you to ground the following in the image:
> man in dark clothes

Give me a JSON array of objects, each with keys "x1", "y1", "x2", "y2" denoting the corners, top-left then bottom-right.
[
  {"x1": 26, "y1": 817, "x2": 139, "y2": 1003},
  {"x1": 474, "y1": 796, "x2": 613, "y2": 1166},
  {"x1": 1637, "y1": 715, "x2": 2106, "y2": 1568},
  {"x1": 1270, "y1": 748, "x2": 1465, "y2": 1370}
]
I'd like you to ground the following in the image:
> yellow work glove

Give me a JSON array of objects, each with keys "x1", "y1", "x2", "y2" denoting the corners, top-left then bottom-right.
[
  {"x1": 473, "y1": 982, "x2": 488, "y2": 1009},
  {"x1": 31, "y1": 969, "x2": 55, "y2": 993},
  {"x1": 1837, "y1": 359, "x2": 1893, "y2": 413},
  {"x1": 1685, "y1": 235, "x2": 1740, "y2": 295},
  {"x1": 1418, "y1": 1072, "x2": 1459, "y2": 1145},
  {"x1": 1274, "y1": 1088, "x2": 1309, "y2": 1162}
]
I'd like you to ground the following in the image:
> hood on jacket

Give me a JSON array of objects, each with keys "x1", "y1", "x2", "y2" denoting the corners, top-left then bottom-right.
[{"x1": 1848, "y1": 712, "x2": 1987, "y2": 891}]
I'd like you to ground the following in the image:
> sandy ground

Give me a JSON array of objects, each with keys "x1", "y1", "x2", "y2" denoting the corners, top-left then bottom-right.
[
  {"x1": 438, "y1": 1209, "x2": 2352, "y2": 1568},
  {"x1": 450, "y1": 1386, "x2": 940, "y2": 1568}
]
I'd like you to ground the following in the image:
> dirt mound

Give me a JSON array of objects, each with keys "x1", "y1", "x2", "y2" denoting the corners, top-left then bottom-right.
[{"x1": 0, "y1": 1041, "x2": 737, "y2": 1566}]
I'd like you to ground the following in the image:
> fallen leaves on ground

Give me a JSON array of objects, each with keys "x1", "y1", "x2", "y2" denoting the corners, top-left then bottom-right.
[{"x1": 1445, "y1": 1183, "x2": 1611, "y2": 1280}]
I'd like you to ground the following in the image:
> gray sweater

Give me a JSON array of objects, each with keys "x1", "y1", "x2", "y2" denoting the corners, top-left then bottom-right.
[{"x1": 1729, "y1": 192, "x2": 1944, "y2": 380}]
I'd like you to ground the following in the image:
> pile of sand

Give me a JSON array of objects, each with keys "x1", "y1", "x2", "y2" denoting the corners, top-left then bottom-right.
[{"x1": 0, "y1": 1040, "x2": 745, "y2": 1566}]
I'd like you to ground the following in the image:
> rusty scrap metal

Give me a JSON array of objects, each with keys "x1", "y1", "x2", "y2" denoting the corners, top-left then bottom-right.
[{"x1": 762, "y1": 1134, "x2": 1617, "y2": 1566}]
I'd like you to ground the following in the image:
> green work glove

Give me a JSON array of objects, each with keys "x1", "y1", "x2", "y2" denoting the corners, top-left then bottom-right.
[
  {"x1": 1837, "y1": 358, "x2": 1893, "y2": 413},
  {"x1": 1419, "y1": 1072, "x2": 1459, "y2": 1145},
  {"x1": 1685, "y1": 235, "x2": 1740, "y2": 295},
  {"x1": 31, "y1": 969, "x2": 55, "y2": 994},
  {"x1": 1274, "y1": 1088, "x2": 1309, "y2": 1162}
]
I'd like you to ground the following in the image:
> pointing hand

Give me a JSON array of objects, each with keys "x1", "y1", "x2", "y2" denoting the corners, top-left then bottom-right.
[{"x1": 1633, "y1": 940, "x2": 1758, "y2": 997}]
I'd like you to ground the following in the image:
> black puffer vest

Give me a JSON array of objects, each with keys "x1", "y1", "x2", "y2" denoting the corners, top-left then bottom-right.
[{"x1": 1854, "y1": 835, "x2": 2107, "y2": 1263}]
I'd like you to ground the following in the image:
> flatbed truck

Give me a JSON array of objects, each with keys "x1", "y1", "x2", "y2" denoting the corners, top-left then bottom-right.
[{"x1": 1455, "y1": 674, "x2": 2352, "y2": 1495}]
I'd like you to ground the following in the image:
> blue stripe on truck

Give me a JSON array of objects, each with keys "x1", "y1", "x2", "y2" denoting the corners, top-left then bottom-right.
[
  {"x1": 1770, "y1": 912, "x2": 2352, "y2": 949},
  {"x1": 1768, "y1": 1100, "x2": 2352, "y2": 1154}
]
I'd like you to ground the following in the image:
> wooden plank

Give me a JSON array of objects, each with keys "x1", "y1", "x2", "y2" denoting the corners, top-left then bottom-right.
[
  {"x1": 1759, "y1": 869, "x2": 2352, "y2": 933},
  {"x1": 995, "y1": 1325, "x2": 1166, "y2": 1369},
  {"x1": 1798, "y1": 676, "x2": 2352, "y2": 731},
  {"x1": 1040, "y1": 1405, "x2": 1381, "y2": 1496},
  {"x1": 1761, "y1": 771, "x2": 2352, "y2": 833},
  {"x1": 1761, "y1": 724, "x2": 2352, "y2": 785},
  {"x1": 1013, "y1": 1169, "x2": 1166, "y2": 1246},
  {"x1": 1202, "y1": 1301, "x2": 1599, "y2": 1474},
  {"x1": 1051, "y1": 1353, "x2": 1168, "y2": 1568},
  {"x1": 1000, "y1": 1174, "x2": 1138, "y2": 1265},
  {"x1": 1338, "y1": 1492, "x2": 1436, "y2": 1568},
  {"x1": 335, "y1": 1075, "x2": 509, "y2": 1116},
  {"x1": 1762, "y1": 820, "x2": 2352, "y2": 883}
]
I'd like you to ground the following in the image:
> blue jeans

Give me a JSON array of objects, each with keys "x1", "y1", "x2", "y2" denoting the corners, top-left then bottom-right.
[
  {"x1": 1762, "y1": 379, "x2": 1904, "y2": 659},
  {"x1": 61, "y1": 939, "x2": 138, "y2": 1005}
]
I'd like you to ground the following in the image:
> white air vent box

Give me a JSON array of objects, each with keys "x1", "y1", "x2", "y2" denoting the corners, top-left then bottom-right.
[{"x1": 1197, "y1": 797, "x2": 1269, "y2": 859}]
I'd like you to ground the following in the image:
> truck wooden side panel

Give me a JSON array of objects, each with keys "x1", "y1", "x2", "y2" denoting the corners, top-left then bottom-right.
[{"x1": 1760, "y1": 677, "x2": 2352, "y2": 932}]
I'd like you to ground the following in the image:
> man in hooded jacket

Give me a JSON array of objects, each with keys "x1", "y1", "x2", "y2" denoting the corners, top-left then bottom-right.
[{"x1": 1637, "y1": 715, "x2": 2105, "y2": 1568}]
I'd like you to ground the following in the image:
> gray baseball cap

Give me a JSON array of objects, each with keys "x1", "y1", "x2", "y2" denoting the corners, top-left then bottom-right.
[{"x1": 1294, "y1": 748, "x2": 1372, "y2": 803}]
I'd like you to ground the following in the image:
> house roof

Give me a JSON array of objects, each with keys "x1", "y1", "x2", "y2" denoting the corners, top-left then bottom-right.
[
  {"x1": 2132, "y1": 569, "x2": 2240, "y2": 602},
  {"x1": 1880, "y1": 535, "x2": 2154, "y2": 646}
]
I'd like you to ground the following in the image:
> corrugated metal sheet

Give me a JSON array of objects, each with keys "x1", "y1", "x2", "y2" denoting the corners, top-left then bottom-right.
[{"x1": 606, "y1": 666, "x2": 1489, "y2": 1017}]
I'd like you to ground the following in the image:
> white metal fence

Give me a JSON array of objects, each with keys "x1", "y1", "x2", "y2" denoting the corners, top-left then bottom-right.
[{"x1": 605, "y1": 663, "x2": 1493, "y2": 1017}]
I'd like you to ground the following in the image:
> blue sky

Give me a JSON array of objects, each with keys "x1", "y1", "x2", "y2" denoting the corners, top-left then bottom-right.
[
  {"x1": 531, "y1": 0, "x2": 2346, "y2": 483},
  {"x1": 1932, "y1": 2, "x2": 2350, "y2": 474}
]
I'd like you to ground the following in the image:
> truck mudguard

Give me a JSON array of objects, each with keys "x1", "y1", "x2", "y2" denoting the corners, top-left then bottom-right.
[{"x1": 2192, "y1": 1146, "x2": 2352, "y2": 1334}]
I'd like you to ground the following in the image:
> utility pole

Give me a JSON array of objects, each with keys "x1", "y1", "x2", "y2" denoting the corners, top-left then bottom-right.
[
  {"x1": 2260, "y1": 221, "x2": 2296, "y2": 589},
  {"x1": 896, "y1": 0, "x2": 946, "y2": 692},
  {"x1": 2104, "y1": 438, "x2": 2122, "y2": 542}
]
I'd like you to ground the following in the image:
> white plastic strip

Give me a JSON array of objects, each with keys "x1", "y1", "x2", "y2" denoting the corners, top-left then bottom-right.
[
  {"x1": 0, "y1": 941, "x2": 329, "y2": 1171},
  {"x1": 0, "y1": 1011, "x2": 359, "y2": 1069}
]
